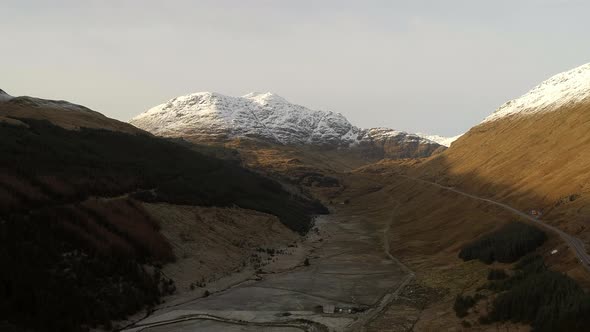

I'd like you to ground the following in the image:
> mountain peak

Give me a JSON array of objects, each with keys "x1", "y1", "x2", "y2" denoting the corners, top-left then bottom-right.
[
  {"x1": 242, "y1": 92, "x2": 288, "y2": 105},
  {"x1": 130, "y1": 92, "x2": 445, "y2": 153},
  {"x1": 130, "y1": 91, "x2": 357, "y2": 145},
  {"x1": 483, "y1": 63, "x2": 590, "y2": 123},
  {"x1": 168, "y1": 91, "x2": 225, "y2": 105}
]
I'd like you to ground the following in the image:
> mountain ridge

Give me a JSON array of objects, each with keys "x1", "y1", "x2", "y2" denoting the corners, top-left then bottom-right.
[
  {"x1": 0, "y1": 89, "x2": 142, "y2": 134},
  {"x1": 483, "y1": 62, "x2": 590, "y2": 123},
  {"x1": 130, "y1": 91, "x2": 447, "y2": 161},
  {"x1": 408, "y1": 62, "x2": 590, "y2": 243},
  {"x1": 416, "y1": 133, "x2": 463, "y2": 147}
]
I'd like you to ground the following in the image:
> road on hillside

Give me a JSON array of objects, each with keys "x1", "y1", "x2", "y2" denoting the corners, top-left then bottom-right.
[{"x1": 400, "y1": 175, "x2": 590, "y2": 272}]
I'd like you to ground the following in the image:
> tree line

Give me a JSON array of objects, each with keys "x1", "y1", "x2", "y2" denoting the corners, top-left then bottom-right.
[
  {"x1": 459, "y1": 222, "x2": 547, "y2": 264},
  {"x1": 485, "y1": 255, "x2": 590, "y2": 331},
  {"x1": 0, "y1": 119, "x2": 328, "y2": 331},
  {"x1": 455, "y1": 220, "x2": 590, "y2": 332}
]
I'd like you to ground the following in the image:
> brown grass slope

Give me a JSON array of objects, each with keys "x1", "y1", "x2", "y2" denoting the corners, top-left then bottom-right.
[
  {"x1": 411, "y1": 101, "x2": 590, "y2": 242},
  {"x1": 143, "y1": 204, "x2": 298, "y2": 294},
  {"x1": 326, "y1": 171, "x2": 577, "y2": 331},
  {"x1": 0, "y1": 93, "x2": 142, "y2": 134}
]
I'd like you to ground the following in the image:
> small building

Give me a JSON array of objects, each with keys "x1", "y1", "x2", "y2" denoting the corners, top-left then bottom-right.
[{"x1": 322, "y1": 304, "x2": 335, "y2": 314}]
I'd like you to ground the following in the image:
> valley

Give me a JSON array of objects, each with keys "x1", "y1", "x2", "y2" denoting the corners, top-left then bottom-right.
[
  {"x1": 3, "y1": 62, "x2": 590, "y2": 332},
  {"x1": 122, "y1": 176, "x2": 413, "y2": 332},
  {"x1": 120, "y1": 163, "x2": 581, "y2": 331},
  {"x1": 7, "y1": 2, "x2": 590, "y2": 331}
]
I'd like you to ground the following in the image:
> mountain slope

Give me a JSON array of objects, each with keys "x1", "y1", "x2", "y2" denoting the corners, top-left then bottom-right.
[
  {"x1": 0, "y1": 92, "x2": 325, "y2": 332},
  {"x1": 130, "y1": 92, "x2": 444, "y2": 159},
  {"x1": 354, "y1": 127, "x2": 446, "y2": 160},
  {"x1": 130, "y1": 92, "x2": 358, "y2": 145},
  {"x1": 413, "y1": 62, "x2": 590, "y2": 240},
  {"x1": 482, "y1": 63, "x2": 590, "y2": 122},
  {"x1": 0, "y1": 89, "x2": 142, "y2": 134}
]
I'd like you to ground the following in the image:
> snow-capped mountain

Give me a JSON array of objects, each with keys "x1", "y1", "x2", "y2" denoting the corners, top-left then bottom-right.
[
  {"x1": 483, "y1": 63, "x2": 590, "y2": 123},
  {"x1": 131, "y1": 92, "x2": 358, "y2": 145},
  {"x1": 416, "y1": 133, "x2": 463, "y2": 147},
  {"x1": 418, "y1": 62, "x2": 590, "y2": 235},
  {"x1": 363, "y1": 128, "x2": 436, "y2": 145},
  {"x1": 131, "y1": 92, "x2": 442, "y2": 151}
]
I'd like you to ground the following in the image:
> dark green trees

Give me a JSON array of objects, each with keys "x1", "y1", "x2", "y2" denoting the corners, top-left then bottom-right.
[{"x1": 459, "y1": 222, "x2": 546, "y2": 264}]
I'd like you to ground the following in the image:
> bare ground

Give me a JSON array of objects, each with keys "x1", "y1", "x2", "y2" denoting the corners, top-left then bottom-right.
[{"x1": 121, "y1": 193, "x2": 411, "y2": 332}]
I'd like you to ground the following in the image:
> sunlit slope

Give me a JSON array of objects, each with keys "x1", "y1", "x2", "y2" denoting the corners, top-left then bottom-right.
[
  {"x1": 0, "y1": 89, "x2": 142, "y2": 134},
  {"x1": 415, "y1": 64, "x2": 590, "y2": 238}
]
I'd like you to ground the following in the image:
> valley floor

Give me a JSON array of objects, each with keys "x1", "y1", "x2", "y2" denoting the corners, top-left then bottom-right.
[
  {"x1": 121, "y1": 189, "x2": 412, "y2": 332},
  {"x1": 120, "y1": 168, "x2": 585, "y2": 332}
]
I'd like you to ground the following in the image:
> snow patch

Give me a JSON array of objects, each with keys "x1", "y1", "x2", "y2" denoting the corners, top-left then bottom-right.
[
  {"x1": 483, "y1": 63, "x2": 590, "y2": 123},
  {"x1": 362, "y1": 127, "x2": 436, "y2": 145},
  {"x1": 416, "y1": 133, "x2": 463, "y2": 147}
]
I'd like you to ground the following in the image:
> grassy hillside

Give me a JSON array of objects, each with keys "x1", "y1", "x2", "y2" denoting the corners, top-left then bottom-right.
[
  {"x1": 413, "y1": 101, "x2": 590, "y2": 240},
  {"x1": 351, "y1": 101, "x2": 590, "y2": 329},
  {"x1": 0, "y1": 118, "x2": 325, "y2": 332},
  {"x1": 0, "y1": 95, "x2": 142, "y2": 134}
]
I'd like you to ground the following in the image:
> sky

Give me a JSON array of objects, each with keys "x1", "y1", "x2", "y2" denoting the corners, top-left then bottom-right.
[{"x1": 1, "y1": 0, "x2": 589, "y2": 136}]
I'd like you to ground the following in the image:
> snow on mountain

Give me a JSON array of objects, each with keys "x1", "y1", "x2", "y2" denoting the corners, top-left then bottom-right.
[
  {"x1": 416, "y1": 133, "x2": 463, "y2": 147},
  {"x1": 131, "y1": 92, "x2": 358, "y2": 145},
  {"x1": 131, "y1": 92, "x2": 442, "y2": 148},
  {"x1": 364, "y1": 128, "x2": 435, "y2": 145},
  {"x1": 483, "y1": 63, "x2": 590, "y2": 123},
  {"x1": 0, "y1": 89, "x2": 13, "y2": 102}
]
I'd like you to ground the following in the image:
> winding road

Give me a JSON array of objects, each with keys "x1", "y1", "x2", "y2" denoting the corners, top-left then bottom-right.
[{"x1": 401, "y1": 175, "x2": 590, "y2": 272}]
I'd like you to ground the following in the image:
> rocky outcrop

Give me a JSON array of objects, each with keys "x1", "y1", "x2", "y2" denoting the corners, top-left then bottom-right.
[{"x1": 356, "y1": 128, "x2": 445, "y2": 159}]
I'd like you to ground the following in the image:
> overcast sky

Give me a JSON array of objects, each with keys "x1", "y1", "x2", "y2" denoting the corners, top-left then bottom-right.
[{"x1": 1, "y1": 0, "x2": 589, "y2": 136}]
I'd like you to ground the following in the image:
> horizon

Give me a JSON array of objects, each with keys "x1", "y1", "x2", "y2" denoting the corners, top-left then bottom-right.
[{"x1": 2, "y1": 0, "x2": 590, "y2": 136}]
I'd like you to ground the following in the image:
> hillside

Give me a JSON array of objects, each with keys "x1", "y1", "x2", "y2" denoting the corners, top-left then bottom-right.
[
  {"x1": 130, "y1": 91, "x2": 444, "y2": 160},
  {"x1": 0, "y1": 89, "x2": 142, "y2": 134},
  {"x1": 412, "y1": 62, "x2": 590, "y2": 241},
  {"x1": 345, "y1": 63, "x2": 590, "y2": 331},
  {"x1": 0, "y1": 93, "x2": 325, "y2": 332}
]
